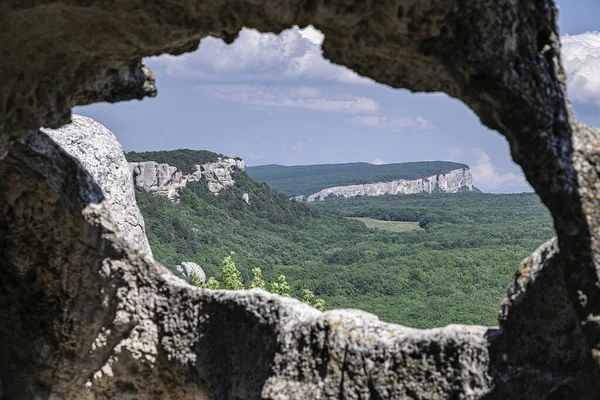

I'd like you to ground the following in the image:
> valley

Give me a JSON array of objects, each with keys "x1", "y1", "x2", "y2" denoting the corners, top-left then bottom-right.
[
  {"x1": 127, "y1": 150, "x2": 555, "y2": 329},
  {"x1": 346, "y1": 217, "x2": 423, "y2": 232}
]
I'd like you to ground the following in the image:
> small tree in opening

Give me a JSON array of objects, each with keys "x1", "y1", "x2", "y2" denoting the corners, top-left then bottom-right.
[
  {"x1": 188, "y1": 271, "x2": 203, "y2": 287},
  {"x1": 270, "y1": 274, "x2": 291, "y2": 297},
  {"x1": 195, "y1": 256, "x2": 325, "y2": 311},
  {"x1": 204, "y1": 277, "x2": 221, "y2": 289},
  {"x1": 312, "y1": 298, "x2": 326, "y2": 312},
  {"x1": 302, "y1": 289, "x2": 326, "y2": 311},
  {"x1": 221, "y1": 256, "x2": 244, "y2": 290},
  {"x1": 302, "y1": 289, "x2": 315, "y2": 304},
  {"x1": 248, "y1": 267, "x2": 266, "y2": 290}
]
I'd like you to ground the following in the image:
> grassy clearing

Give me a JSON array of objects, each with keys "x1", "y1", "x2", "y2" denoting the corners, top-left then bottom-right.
[{"x1": 346, "y1": 217, "x2": 422, "y2": 232}]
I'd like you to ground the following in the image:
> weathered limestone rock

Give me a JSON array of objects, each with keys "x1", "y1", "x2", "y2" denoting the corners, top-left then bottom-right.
[
  {"x1": 0, "y1": 130, "x2": 498, "y2": 399},
  {"x1": 130, "y1": 161, "x2": 186, "y2": 201},
  {"x1": 498, "y1": 239, "x2": 591, "y2": 367},
  {"x1": 2, "y1": 0, "x2": 600, "y2": 398},
  {"x1": 130, "y1": 158, "x2": 244, "y2": 202},
  {"x1": 204, "y1": 158, "x2": 246, "y2": 194},
  {"x1": 41, "y1": 114, "x2": 153, "y2": 257},
  {"x1": 176, "y1": 262, "x2": 206, "y2": 283},
  {"x1": 302, "y1": 168, "x2": 473, "y2": 202}
]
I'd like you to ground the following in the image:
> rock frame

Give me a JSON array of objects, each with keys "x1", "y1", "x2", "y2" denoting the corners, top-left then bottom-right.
[{"x1": 1, "y1": 1, "x2": 600, "y2": 398}]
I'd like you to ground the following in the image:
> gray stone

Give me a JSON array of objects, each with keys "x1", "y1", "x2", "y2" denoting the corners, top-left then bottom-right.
[
  {"x1": 176, "y1": 262, "x2": 206, "y2": 284},
  {"x1": 130, "y1": 161, "x2": 187, "y2": 202},
  {"x1": 130, "y1": 157, "x2": 244, "y2": 202},
  {"x1": 41, "y1": 115, "x2": 153, "y2": 257},
  {"x1": 0, "y1": 132, "x2": 497, "y2": 397}
]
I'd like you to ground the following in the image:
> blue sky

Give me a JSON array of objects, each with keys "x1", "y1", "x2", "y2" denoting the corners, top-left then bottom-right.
[{"x1": 76, "y1": 1, "x2": 600, "y2": 193}]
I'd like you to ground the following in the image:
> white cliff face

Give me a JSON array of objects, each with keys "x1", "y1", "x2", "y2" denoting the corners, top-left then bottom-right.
[
  {"x1": 130, "y1": 158, "x2": 245, "y2": 202},
  {"x1": 41, "y1": 115, "x2": 153, "y2": 257},
  {"x1": 301, "y1": 168, "x2": 473, "y2": 202}
]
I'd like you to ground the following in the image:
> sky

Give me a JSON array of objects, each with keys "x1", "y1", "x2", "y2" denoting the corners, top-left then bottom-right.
[{"x1": 75, "y1": 1, "x2": 600, "y2": 193}]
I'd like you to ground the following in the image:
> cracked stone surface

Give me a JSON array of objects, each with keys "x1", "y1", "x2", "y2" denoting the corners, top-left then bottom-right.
[{"x1": 2, "y1": 0, "x2": 600, "y2": 398}]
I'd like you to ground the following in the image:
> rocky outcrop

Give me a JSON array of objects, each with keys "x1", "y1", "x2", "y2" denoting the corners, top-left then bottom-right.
[
  {"x1": 299, "y1": 168, "x2": 473, "y2": 202},
  {"x1": 3, "y1": 0, "x2": 600, "y2": 399},
  {"x1": 130, "y1": 158, "x2": 245, "y2": 202},
  {"x1": 0, "y1": 131, "x2": 497, "y2": 399},
  {"x1": 40, "y1": 115, "x2": 153, "y2": 257},
  {"x1": 175, "y1": 262, "x2": 206, "y2": 283}
]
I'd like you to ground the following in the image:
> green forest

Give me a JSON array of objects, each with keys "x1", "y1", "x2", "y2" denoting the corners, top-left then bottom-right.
[
  {"x1": 246, "y1": 161, "x2": 471, "y2": 197},
  {"x1": 126, "y1": 149, "x2": 229, "y2": 174},
  {"x1": 135, "y1": 166, "x2": 555, "y2": 328}
]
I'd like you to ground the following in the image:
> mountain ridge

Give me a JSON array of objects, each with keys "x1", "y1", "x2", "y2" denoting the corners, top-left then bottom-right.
[{"x1": 246, "y1": 161, "x2": 474, "y2": 198}]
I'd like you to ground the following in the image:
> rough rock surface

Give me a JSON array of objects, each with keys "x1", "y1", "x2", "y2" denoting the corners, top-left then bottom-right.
[
  {"x1": 40, "y1": 114, "x2": 153, "y2": 257},
  {"x1": 130, "y1": 158, "x2": 245, "y2": 202},
  {"x1": 2, "y1": 0, "x2": 600, "y2": 398},
  {"x1": 176, "y1": 262, "x2": 206, "y2": 283},
  {"x1": 300, "y1": 167, "x2": 473, "y2": 202},
  {"x1": 0, "y1": 131, "x2": 499, "y2": 399}
]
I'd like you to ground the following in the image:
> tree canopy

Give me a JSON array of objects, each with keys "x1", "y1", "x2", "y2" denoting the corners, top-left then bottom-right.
[{"x1": 126, "y1": 149, "x2": 227, "y2": 174}]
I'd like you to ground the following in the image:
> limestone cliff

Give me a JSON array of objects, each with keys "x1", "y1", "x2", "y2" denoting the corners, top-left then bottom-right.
[
  {"x1": 296, "y1": 167, "x2": 473, "y2": 202},
  {"x1": 129, "y1": 158, "x2": 245, "y2": 202},
  {"x1": 40, "y1": 115, "x2": 153, "y2": 257}
]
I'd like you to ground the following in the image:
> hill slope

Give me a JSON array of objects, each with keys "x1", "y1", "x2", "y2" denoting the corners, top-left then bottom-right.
[{"x1": 246, "y1": 161, "x2": 471, "y2": 197}]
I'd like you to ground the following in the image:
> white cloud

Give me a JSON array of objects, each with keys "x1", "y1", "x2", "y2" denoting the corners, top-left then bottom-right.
[
  {"x1": 471, "y1": 150, "x2": 527, "y2": 191},
  {"x1": 445, "y1": 147, "x2": 530, "y2": 192},
  {"x1": 561, "y1": 32, "x2": 600, "y2": 106},
  {"x1": 197, "y1": 84, "x2": 379, "y2": 114},
  {"x1": 151, "y1": 26, "x2": 373, "y2": 85},
  {"x1": 348, "y1": 116, "x2": 434, "y2": 130},
  {"x1": 371, "y1": 158, "x2": 387, "y2": 165},
  {"x1": 298, "y1": 26, "x2": 324, "y2": 45}
]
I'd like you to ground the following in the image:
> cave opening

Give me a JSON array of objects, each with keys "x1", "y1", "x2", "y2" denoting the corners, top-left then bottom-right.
[
  {"x1": 2, "y1": 2, "x2": 600, "y2": 397},
  {"x1": 71, "y1": 25, "x2": 555, "y2": 330}
]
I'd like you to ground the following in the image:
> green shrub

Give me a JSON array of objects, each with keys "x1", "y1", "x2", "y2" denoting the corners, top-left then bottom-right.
[{"x1": 221, "y1": 256, "x2": 244, "y2": 290}]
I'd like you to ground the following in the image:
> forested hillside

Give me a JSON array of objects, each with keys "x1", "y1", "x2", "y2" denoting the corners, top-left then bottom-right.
[
  {"x1": 310, "y1": 193, "x2": 548, "y2": 231},
  {"x1": 246, "y1": 161, "x2": 470, "y2": 196},
  {"x1": 136, "y1": 167, "x2": 554, "y2": 328}
]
